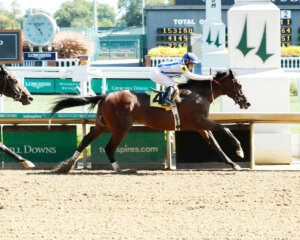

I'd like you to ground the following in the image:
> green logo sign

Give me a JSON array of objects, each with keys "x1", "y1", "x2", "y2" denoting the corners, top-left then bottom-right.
[
  {"x1": 25, "y1": 78, "x2": 54, "y2": 93},
  {"x1": 206, "y1": 29, "x2": 223, "y2": 48},
  {"x1": 91, "y1": 129, "x2": 166, "y2": 164},
  {"x1": 236, "y1": 16, "x2": 274, "y2": 63},
  {"x1": 3, "y1": 126, "x2": 77, "y2": 163}
]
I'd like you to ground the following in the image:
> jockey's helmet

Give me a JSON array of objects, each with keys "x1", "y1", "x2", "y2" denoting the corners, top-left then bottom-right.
[{"x1": 182, "y1": 52, "x2": 198, "y2": 65}]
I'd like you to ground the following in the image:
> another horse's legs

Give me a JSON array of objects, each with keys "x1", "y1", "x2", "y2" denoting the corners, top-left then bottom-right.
[
  {"x1": 0, "y1": 143, "x2": 35, "y2": 168},
  {"x1": 52, "y1": 124, "x2": 107, "y2": 173},
  {"x1": 198, "y1": 118, "x2": 244, "y2": 158},
  {"x1": 198, "y1": 130, "x2": 241, "y2": 170}
]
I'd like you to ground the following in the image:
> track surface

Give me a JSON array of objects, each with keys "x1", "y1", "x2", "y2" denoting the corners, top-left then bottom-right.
[{"x1": 0, "y1": 170, "x2": 299, "y2": 240}]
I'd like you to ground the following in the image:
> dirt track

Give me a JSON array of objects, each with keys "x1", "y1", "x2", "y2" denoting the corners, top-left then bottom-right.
[{"x1": 0, "y1": 169, "x2": 299, "y2": 240}]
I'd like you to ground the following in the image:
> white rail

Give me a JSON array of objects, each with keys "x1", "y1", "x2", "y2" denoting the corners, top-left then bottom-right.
[
  {"x1": 281, "y1": 57, "x2": 300, "y2": 70},
  {"x1": 11, "y1": 58, "x2": 80, "y2": 67},
  {"x1": 151, "y1": 56, "x2": 300, "y2": 71}
]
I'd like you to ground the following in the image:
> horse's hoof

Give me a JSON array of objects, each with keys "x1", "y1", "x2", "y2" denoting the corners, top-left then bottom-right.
[
  {"x1": 232, "y1": 165, "x2": 242, "y2": 171},
  {"x1": 52, "y1": 161, "x2": 73, "y2": 174},
  {"x1": 23, "y1": 160, "x2": 35, "y2": 168},
  {"x1": 114, "y1": 168, "x2": 122, "y2": 174},
  {"x1": 236, "y1": 149, "x2": 244, "y2": 158}
]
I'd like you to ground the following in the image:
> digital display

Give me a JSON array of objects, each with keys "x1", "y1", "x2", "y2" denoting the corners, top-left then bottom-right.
[
  {"x1": 157, "y1": 27, "x2": 194, "y2": 34},
  {"x1": 156, "y1": 27, "x2": 194, "y2": 48},
  {"x1": 280, "y1": 16, "x2": 292, "y2": 46},
  {"x1": 174, "y1": 0, "x2": 300, "y2": 5},
  {"x1": 174, "y1": 0, "x2": 234, "y2": 5},
  {"x1": 281, "y1": 27, "x2": 292, "y2": 34},
  {"x1": 158, "y1": 43, "x2": 188, "y2": 48},
  {"x1": 281, "y1": 19, "x2": 292, "y2": 26},
  {"x1": 281, "y1": 35, "x2": 292, "y2": 42}
]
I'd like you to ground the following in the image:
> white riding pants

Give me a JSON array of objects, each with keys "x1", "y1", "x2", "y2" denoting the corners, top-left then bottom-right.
[{"x1": 149, "y1": 67, "x2": 176, "y2": 87}]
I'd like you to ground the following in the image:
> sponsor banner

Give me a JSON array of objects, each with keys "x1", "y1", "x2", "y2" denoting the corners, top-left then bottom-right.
[
  {"x1": 0, "y1": 112, "x2": 96, "y2": 119},
  {"x1": 107, "y1": 79, "x2": 155, "y2": 93},
  {"x1": 3, "y1": 126, "x2": 77, "y2": 163},
  {"x1": 55, "y1": 79, "x2": 80, "y2": 94},
  {"x1": 23, "y1": 52, "x2": 57, "y2": 61},
  {"x1": 91, "y1": 126, "x2": 166, "y2": 164},
  {"x1": 91, "y1": 78, "x2": 102, "y2": 93},
  {"x1": 24, "y1": 78, "x2": 54, "y2": 93},
  {"x1": 91, "y1": 79, "x2": 155, "y2": 93},
  {"x1": 24, "y1": 78, "x2": 154, "y2": 94}
]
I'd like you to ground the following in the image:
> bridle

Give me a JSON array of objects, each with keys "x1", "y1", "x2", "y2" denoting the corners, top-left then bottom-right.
[
  {"x1": 0, "y1": 73, "x2": 24, "y2": 100},
  {"x1": 212, "y1": 74, "x2": 245, "y2": 105}
]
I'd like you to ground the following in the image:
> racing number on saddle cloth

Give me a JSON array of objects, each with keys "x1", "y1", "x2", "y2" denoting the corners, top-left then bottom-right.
[
  {"x1": 150, "y1": 91, "x2": 181, "y2": 131},
  {"x1": 153, "y1": 92, "x2": 163, "y2": 104}
]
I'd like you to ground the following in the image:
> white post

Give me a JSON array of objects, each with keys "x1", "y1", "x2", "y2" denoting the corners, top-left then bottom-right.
[
  {"x1": 93, "y1": 0, "x2": 98, "y2": 29},
  {"x1": 227, "y1": 0, "x2": 291, "y2": 164},
  {"x1": 142, "y1": 0, "x2": 145, "y2": 34},
  {"x1": 72, "y1": 65, "x2": 90, "y2": 113},
  {"x1": 202, "y1": 0, "x2": 228, "y2": 72}
]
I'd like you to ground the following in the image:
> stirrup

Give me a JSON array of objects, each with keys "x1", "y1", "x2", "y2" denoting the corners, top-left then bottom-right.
[{"x1": 160, "y1": 98, "x2": 175, "y2": 107}]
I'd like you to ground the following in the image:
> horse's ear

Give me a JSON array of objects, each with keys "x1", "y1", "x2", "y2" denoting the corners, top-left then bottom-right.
[
  {"x1": 229, "y1": 69, "x2": 233, "y2": 76},
  {"x1": 0, "y1": 64, "x2": 8, "y2": 74}
]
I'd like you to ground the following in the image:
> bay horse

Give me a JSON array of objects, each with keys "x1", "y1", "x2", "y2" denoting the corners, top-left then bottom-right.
[
  {"x1": 50, "y1": 69, "x2": 250, "y2": 173},
  {"x1": 0, "y1": 64, "x2": 35, "y2": 168}
]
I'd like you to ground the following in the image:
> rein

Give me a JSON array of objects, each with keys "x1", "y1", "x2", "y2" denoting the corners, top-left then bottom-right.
[
  {"x1": 0, "y1": 75, "x2": 8, "y2": 96},
  {"x1": 212, "y1": 76, "x2": 241, "y2": 105}
]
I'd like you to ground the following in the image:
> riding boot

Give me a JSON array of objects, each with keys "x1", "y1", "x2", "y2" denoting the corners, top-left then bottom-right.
[{"x1": 160, "y1": 86, "x2": 176, "y2": 107}]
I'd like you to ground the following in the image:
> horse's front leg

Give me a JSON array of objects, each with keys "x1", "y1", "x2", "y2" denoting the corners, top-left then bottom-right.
[
  {"x1": 0, "y1": 143, "x2": 35, "y2": 168},
  {"x1": 198, "y1": 130, "x2": 241, "y2": 170},
  {"x1": 198, "y1": 118, "x2": 244, "y2": 158}
]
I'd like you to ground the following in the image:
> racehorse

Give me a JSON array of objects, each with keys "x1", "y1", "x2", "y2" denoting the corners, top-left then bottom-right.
[
  {"x1": 0, "y1": 64, "x2": 35, "y2": 168},
  {"x1": 50, "y1": 69, "x2": 251, "y2": 173}
]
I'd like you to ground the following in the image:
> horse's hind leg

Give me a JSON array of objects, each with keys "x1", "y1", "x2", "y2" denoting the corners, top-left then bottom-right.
[
  {"x1": 52, "y1": 124, "x2": 107, "y2": 173},
  {"x1": 198, "y1": 130, "x2": 241, "y2": 170},
  {"x1": 105, "y1": 129, "x2": 131, "y2": 173}
]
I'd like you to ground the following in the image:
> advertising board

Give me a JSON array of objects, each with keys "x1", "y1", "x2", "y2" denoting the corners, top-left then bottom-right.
[
  {"x1": 91, "y1": 79, "x2": 155, "y2": 93},
  {"x1": 0, "y1": 30, "x2": 22, "y2": 64},
  {"x1": 91, "y1": 126, "x2": 166, "y2": 169},
  {"x1": 3, "y1": 126, "x2": 77, "y2": 167}
]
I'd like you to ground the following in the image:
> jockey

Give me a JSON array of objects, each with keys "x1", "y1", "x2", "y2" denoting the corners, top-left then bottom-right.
[{"x1": 149, "y1": 52, "x2": 214, "y2": 107}]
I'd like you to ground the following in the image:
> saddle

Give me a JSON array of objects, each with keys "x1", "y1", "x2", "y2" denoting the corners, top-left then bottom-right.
[
  {"x1": 149, "y1": 89, "x2": 172, "y2": 111},
  {"x1": 149, "y1": 89, "x2": 181, "y2": 130}
]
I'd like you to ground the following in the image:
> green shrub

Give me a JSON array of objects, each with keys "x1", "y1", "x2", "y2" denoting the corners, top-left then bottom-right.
[
  {"x1": 22, "y1": 31, "x2": 95, "y2": 59},
  {"x1": 52, "y1": 31, "x2": 95, "y2": 58},
  {"x1": 281, "y1": 46, "x2": 300, "y2": 57},
  {"x1": 290, "y1": 79, "x2": 298, "y2": 96}
]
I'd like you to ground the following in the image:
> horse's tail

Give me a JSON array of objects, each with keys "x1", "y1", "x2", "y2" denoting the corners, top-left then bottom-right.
[{"x1": 49, "y1": 94, "x2": 107, "y2": 120}]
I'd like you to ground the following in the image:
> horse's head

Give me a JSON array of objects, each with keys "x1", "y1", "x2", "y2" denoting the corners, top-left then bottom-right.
[
  {"x1": 214, "y1": 69, "x2": 251, "y2": 109},
  {"x1": 0, "y1": 64, "x2": 33, "y2": 105}
]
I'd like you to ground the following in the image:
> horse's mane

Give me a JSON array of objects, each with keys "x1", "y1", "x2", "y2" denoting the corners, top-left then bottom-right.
[{"x1": 178, "y1": 70, "x2": 228, "y2": 89}]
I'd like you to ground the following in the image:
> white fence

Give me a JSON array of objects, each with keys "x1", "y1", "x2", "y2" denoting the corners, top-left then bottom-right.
[
  {"x1": 12, "y1": 58, "x2": 80, "y2": 67},
  {"x1": 281, "y1": 57, "x2": 300, "y2": 70},
  {"x1": 151, "y1": 56, "x2": 300, "y2": 71}
]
